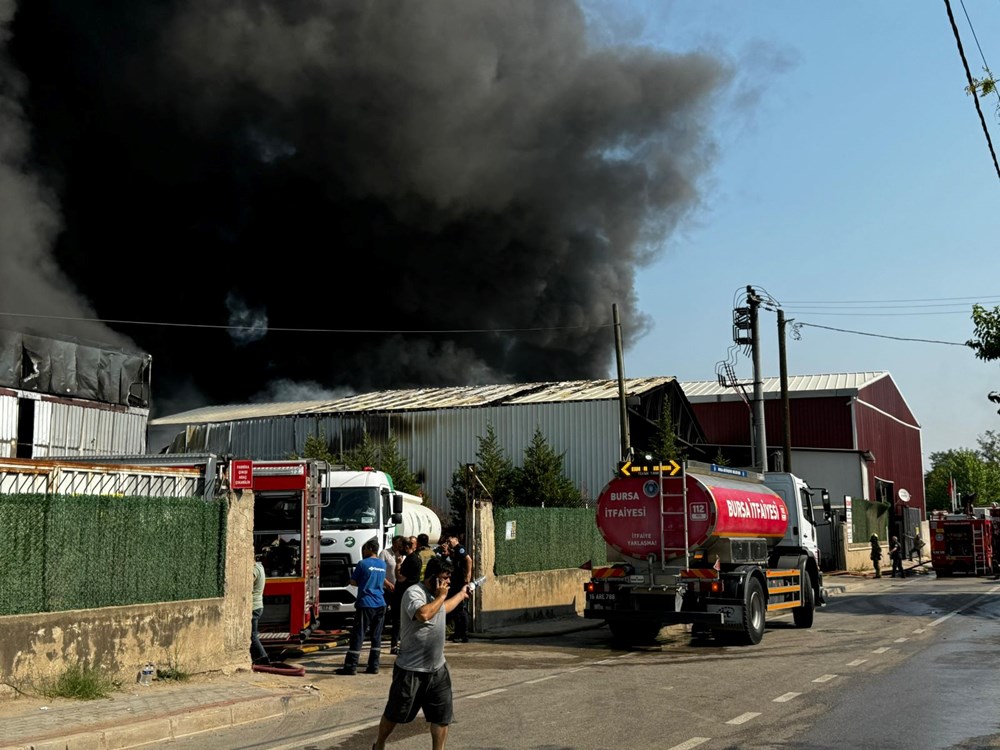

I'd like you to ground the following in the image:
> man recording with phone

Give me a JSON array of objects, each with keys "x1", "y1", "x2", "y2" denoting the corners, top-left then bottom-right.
[{"x1": 373, "y1": 556, "x2": 469, "y2": 750}]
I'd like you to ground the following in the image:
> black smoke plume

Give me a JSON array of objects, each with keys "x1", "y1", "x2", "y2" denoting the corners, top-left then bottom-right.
[{"x1": 4, "y1": 0, "x2": 725, "y2": 414}]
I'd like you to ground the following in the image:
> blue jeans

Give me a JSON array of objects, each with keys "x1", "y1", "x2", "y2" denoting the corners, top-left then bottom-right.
[
  {"x1": 344, "y1": 605, "x2": 386, "y2": 671},
  {"x1": 251, "y1": 607, "x2": 269, "y2": 664}
]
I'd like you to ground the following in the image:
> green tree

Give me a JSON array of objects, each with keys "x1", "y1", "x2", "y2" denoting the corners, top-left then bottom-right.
[
  {"x1": 300, "y1": 433, "x2": 335, "y2": 463},
  {"x1": 645, "y1": 398, "x2": 682, "y2": 461},
  {"x1": 512, "y1": 428, "x2": 584, "y2": 507},
  {"x1": 445, "y1": 424, "x2": 517, "y2": 529},
  {"x1": 924, "y1": 446, "x2": 1000, "y2": 511},
  {"x1": 968, "y1": 303, "x2": 1000, "y2": 413},
  {"x1": 978, "y1": 430, "x2": 1000, "y2": 464}
]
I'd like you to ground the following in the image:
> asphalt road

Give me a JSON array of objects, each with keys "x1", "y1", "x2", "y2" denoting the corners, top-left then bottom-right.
[{"x1": 165, "y1": 572, "x2": 1000, "y2": 750}]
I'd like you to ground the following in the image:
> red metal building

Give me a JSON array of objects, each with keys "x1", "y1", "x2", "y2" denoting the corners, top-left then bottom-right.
[{"x1": 681, "y1": 372, "x2": 925, "y2": 520}]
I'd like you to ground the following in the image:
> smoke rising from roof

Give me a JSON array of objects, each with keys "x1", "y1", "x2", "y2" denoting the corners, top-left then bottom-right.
[{"x1": 5, "y1": 0, "x2": 726, "y2": 414}]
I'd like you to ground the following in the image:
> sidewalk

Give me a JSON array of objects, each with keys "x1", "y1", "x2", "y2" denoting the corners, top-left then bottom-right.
[
  {"x1": 0, "y1": 574, "x2": 903, "y2": 750},
  {"x1": 0, "y1": 616, "x2": 600, "y2": 750}
]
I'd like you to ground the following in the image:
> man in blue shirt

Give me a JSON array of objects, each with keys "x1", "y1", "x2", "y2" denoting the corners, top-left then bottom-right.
[{"x1": 337, "y1": 538, "x2": 387, "y2": 675}]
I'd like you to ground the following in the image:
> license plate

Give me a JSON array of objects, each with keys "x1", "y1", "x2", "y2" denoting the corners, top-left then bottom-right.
[
  {"x1": 589, "y1": 593, "x2": 615, "y2": 601},
  {"x1": 319, "y1": 603, "x2": 342, "y2": 612}
]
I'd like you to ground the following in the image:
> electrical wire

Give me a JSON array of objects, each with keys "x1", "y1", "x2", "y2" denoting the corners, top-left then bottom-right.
[
  {"x1": 795, "y1": 321, "x2": 967, "y2": 346},
  {"x1": 943, "y1": 0, "x2": 1000, "y2": 182},
  {"x1": 0, "y1": 310, "x2": 609, "y2": 335}
]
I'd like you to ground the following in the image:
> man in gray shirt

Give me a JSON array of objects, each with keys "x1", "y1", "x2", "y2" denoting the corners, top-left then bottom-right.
[{"x1": 373, "y1": 556, "x2": 469, "y2": 750}]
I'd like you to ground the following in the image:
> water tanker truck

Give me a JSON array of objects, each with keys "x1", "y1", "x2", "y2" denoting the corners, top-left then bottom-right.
[
  {"x1": 585, "y1": 460, "x2": 828, "y2": 646},
  {"x1": 318, "y1": 468, "x2": 441, "y2": 620}
]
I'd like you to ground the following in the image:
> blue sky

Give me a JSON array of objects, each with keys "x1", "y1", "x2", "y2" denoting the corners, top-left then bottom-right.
[{"x1": 583, "y1": 1, "x2": 1000, "y2": 467}]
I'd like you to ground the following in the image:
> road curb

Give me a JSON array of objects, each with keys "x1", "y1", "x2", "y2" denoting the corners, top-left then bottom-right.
[{"x1": 1, "y1": 690, "x2": 319, "y2": 750}]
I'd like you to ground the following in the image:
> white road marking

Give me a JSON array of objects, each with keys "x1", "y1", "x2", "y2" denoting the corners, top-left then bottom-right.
[
  {"x1": 525, "y1": 675, "x2": 558, "y2": 685},
  {"x1": 812, "y1": 674, "x2": 838, "y2": 683},
  {"x1": 568, "y1": 666, "x2": 590, "y2": 673},
  {"x1": 928, "y1": 587, "x2": 1000, "y2": 627},
  {"x1": 913, "y1": 628, "x2": 926, "y2": 633},
  {"x1": 773, "y1": 692, "x2": 801, "y2": 702},
  {"x1": 666, "y1": 738, "x2": 710, "y2": 750},
  {"x1": 847, "y1": 658, "x2": 867, "y2": 666},
  {"x1": 593, "y1": 659, "x2": 618, "y2": 665},
  {"x1": 466, "y1": 688, "x2": 507, "y2": 699},
  {"x1": 894, "y1": 637, "x2": 908, "y2": 643},
  {"x1": 726, "y1": 712, "x2": 761, "y2": 725},
  {"x1": 872, "y1": 647, "x2": 890, "y2": 654}
]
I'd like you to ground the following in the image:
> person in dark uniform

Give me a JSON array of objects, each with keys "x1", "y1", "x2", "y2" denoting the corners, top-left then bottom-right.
[
  {"x1": 445, "y1": 535, "x2": 472, "y2": 643},
  {"x1": 889, "y1": 536, "x2": 905, "y2": 578},
  {"x1": 870, "y1": 534, "x2": 883, "y2": 579}
]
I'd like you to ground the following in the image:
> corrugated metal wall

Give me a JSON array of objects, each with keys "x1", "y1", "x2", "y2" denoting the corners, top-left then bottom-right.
[
  {"x1": 691, "y1": 396, "x2": 854, "y2": 450},
  {"x1": 32, "y1": 400, "x2": 147, "y2": 457},
  {"x1": 854, "y1": 398, "x2": 924, "y2": 514},
  {"x1": 393, "y1": 401, "x2": 621, "y2": 506},
  {"x1": 0, "y1": 394, "x2": 17, "y2": 458}
]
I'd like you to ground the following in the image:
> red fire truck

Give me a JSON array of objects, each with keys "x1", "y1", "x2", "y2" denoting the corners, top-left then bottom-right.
[
  {"x1": 248, "y1": 459, "x2": 328, "y2": 642},
  {"x1": 930, "y1": 506, "x2": 1000, "y2": 577}
]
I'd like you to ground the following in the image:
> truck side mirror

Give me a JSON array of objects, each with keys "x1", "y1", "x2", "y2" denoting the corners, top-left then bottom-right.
[
  {"x1": 821, "y1": 490, "x2": 831, "y2": 520},
  {"x1": 392, "y1": 492, "x2": 404, "y2": 517}
]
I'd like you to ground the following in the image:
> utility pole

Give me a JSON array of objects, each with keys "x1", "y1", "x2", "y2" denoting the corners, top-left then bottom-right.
[
  {"x1": 747, "y1": 286, "x2": 767, "y2": 473},
  {"x1": 613, "y1": 303, "x2": 631, "y2": 461},
  {"x1": 777, "y1": 309, "x2": 792, "y2": 472}
]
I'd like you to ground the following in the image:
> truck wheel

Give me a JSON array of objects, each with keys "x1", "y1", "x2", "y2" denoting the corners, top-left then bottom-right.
[
  {"x1": 738, "y1": 577, "x2": 766, "y2": 645},
  {"x1": 792, "y1": 576, "x2": 815, "y2": 628},
  {"x1": 608, "y1": 620, "x2": 662, "y2": 646}
]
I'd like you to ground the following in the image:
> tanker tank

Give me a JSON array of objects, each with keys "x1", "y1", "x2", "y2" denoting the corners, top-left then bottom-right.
[{"x1": 596, "y1": 471, "x2": 789, "y2": 562}]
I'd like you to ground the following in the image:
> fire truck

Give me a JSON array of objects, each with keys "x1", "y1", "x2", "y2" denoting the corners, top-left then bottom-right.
[
  {"x1": 247, "y1": 459, "x2": 328, "y2": 642},
  {"x1": 584, "y1": 460, "x2": 828, "y2": 646},
  {"x1": 930, "y1": 506, "x2": 1000, "y2": 577}
]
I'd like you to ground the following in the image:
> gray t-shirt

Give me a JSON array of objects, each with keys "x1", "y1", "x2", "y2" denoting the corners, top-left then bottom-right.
[
  {"x1": 252, "y1": 561, "x2": 265, "y2": 610},
  {"x1": 380, "y1": 547, "x2": 397, "y2": 585},
  {"x1": 397, "y1": 582, "x2": 446, "y2": 672}
]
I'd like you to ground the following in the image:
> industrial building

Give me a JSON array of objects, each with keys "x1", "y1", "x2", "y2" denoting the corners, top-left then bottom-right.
[
  {"x1": 681, "y1": 371, "x2": 924, "y2": 560},
  {"x1": 149, "y1": 377, "x2": 706, "y2": 509},
  {"x1": 0, "y1": 330, "x2": 151, "y2": 458}
]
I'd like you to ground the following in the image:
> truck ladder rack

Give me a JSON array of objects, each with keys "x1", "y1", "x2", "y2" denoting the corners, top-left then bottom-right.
[
  {"x1": 973, "y1": 525, "x2": 989, "y2": 575},
  {"x1": 659, "y1": 462, "x2": 689, "y2": 571}
]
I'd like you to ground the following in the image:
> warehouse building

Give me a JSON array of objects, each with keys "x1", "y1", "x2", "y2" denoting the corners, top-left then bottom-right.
[
  {"x1": 149, "y1": 377, "x2": 706, "y2": 509},
  {"x1": 681, "y1": 371, "x2": 924, "y2": 560}
]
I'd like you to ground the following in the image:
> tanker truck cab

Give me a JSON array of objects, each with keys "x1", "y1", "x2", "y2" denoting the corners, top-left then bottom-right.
[
  {"x1": 318, "y1": 469, "x2": 403, "y2": 619},
  {"x1": 763, "y1": 471, "x2": 827, "y2": 607},
  {"x1": 585, "y1": 460, "x2": 827, "y2": 647}
]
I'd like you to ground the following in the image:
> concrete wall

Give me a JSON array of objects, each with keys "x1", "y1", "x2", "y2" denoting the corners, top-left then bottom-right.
[
  {"x1": 0, "y1": 490, "x2": 253, "y2": 689},
  {"x1": 470, "y1": 499, "x2": 591, "y2": 631}
]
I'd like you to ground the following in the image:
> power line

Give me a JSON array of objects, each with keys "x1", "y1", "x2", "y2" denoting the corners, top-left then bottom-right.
[
  {"x1": 781, "y1": 294, "x2": 1000, "y2": 304},
  {"x1": 0, "y1": 311, "x2": 608, "y2": 335},
  {"x1": 783, "y1": 309, "x2": 973, "y2": 317},
  {"x1": 796, "y1": 321, "x2": 968, "y2": 346},
  {"x1": 943, "y1": 0, "x2": 1000, "y2": 182}
]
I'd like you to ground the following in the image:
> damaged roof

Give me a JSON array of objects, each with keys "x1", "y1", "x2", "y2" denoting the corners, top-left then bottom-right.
[{"x1": 150, "y1": 377, "x2": 677, "y2": 426}]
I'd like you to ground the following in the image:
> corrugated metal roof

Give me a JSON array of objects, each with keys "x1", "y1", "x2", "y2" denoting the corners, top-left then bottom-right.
[
  {"x1": 681, "y1": 372, "x2": 889, "y2": 400},
  {"x1": 150, "y1": 377, "x2": 676, "y2": 426}
]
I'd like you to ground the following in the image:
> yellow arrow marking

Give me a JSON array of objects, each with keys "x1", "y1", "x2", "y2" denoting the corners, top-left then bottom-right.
[{"x1": 619, "y1": 461, "x2": 632, "y2": 477}]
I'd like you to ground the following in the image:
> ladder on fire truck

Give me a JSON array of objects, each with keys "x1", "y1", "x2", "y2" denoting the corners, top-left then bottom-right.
[
  {"x1": 972, "y1": 524, "x2": 989, "y2": 575},
  {"x1": 659, "y1": 461, "x2": 690, "y2": 570}
]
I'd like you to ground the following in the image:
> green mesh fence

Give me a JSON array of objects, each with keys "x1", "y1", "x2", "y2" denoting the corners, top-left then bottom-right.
[
  {"x1": 851, "y1": 498, "x2": 889, "y2": 544},
  {"x1": 493, "y1": 507, "x2": 608, "y2": 576},
  {"x1": 0, "y1": 493, "x2": 226, "y2": 616}
]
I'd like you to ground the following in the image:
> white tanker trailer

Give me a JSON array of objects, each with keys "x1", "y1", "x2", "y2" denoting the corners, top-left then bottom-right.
[{"x1": 585, "y1": 460, "x2": 828, "y2": 646}]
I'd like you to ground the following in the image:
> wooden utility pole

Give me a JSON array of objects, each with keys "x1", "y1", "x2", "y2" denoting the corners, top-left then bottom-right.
[{"x1": 613, "y1": 304, "x2": 631, "y2": 461}]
